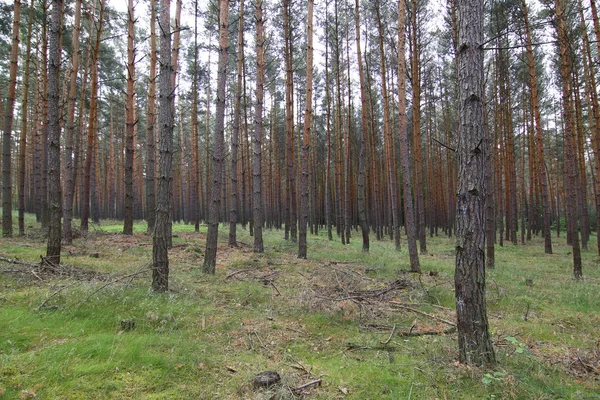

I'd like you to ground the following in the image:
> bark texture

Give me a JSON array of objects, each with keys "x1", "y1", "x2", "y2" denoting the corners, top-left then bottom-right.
[{"x1": 454, "y1": 0, "x2": 495, "y2": 365}]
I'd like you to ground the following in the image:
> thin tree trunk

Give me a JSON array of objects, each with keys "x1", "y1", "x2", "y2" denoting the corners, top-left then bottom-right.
[
  {"x1": 324, "y1": 1, "x2": 333, "y2": 241},
  {"x1": 298, "y1": 0, "x2": 314, "y2": 258},
  {"x1": 375, "y1": 1, "x2": 400, "y2": 250},
  {"x1": 203, "y1": 0, "x2": 229, "y2": 273},
  {"x1": 229, "y1": 0, "x2": 244, "y2": 246},
  {"x1": 253, "y1": 0, "x2": 265, "y2": 253},
  {"x1": 146, "y1": 0, "x2": 157, "y2": 233},
  {"x1": 123, "y1": 0, "x2": 136, "y2": 235},
  {"x1": 554, "y1": 0, "x2": 582, "y2": 279},
  {"x1": 2, "y1": 0, "x2": 21, "y2": 237},
  {"x1": 18, "y1": 0, "x2": 34, "y2": 236},
  {"x1": 284, "y1": 0, "x2": 297, "y2": 243},
  {"x1": 354, "y1": 0, "x2": 369, "y2": 253},
  {"x1": 397, "y1": 0, "x2": 420, "y2": 271},
  {"x1": 46, "y1": 0, "x2": 63, "y2": 262},
  {"x1": 81, "y1": 0, "x2": 104, "y2": 232}
]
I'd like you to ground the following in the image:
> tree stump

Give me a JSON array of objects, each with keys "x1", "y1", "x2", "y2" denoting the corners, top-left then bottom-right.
[{"x1": 253, "y1": 371, "x2": 281, "y2": 389}]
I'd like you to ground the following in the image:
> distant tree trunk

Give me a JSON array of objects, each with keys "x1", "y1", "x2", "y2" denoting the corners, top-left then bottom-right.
[
  {"x1": 229, "y1": 0, "x2": 244, "y2": 246},
  {"x1": 397, "y1": 0, "x2": 420, "y2": 271},
  {"x1": 522, "y1": 0, "x2": 552, "y2": 254},
  {"x1": 409, "y1": 0, "x2": 426, "y2": 254},
  {"x1": 40, "y1": 1, "x2": 49, "y2": 231},
  {"x1": 123, "y1": 0, "x2": 136, "y2": 235},
  {"x1": 152, "y1": 0, "x2": 173, "y2": 291},
  {"x1": 554, "y1": 0, "x2": 582, "y2": 279},
  {"x1": 46, "y1": 0, "x2": 63, "y2": 262},
  {"x1": 203, "y1": 0, "x2": 229, "y2": 273},
  {"x1": 454, "y1": 0, "x2": 495, "y2": 365},
  {"x1": 18, "y1": 0, "x2": 34, "y2": 236},
  {"x1": 354, "y1": 0, "x2": 369, "y2": 253},
  {"x1": 253, "y1": 0, "x2": 265, "y2": 253},
  {"x1": 324, "y1": 2, "x2": 333, "y2": 241},
  {"x1": 146, "y1": 0, "x2": 157, "y2": 233},
  {"x1": 284, "y1": 0, "x2": 297, "y2": 242},
  {"x1": 81, "y1": 0, "x2": 104, "y2": 232},
  {"x1": 298, "y1": 0, "x2": 313, "y2": 258},
  {"x1": 375, "y1": 1, "x2": 400, "y2": 250},
  {"x1": 2, "y1": 0, "x2": 21, "y2": 237},
  {"x1": 63, "y1": 0, "x2": 81, "y2": 243},
  {"x1": 204, "y1": 49, "x2": 212, "y2": 224}
]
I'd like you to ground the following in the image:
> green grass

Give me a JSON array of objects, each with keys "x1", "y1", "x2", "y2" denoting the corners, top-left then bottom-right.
[{"x1": 1, "y1": 214, "x2": 599, "y2": 398}]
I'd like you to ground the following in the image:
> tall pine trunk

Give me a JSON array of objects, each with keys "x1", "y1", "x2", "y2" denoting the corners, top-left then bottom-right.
[
  {"x1": 203, "y1": 0, "x2": 230, "y2": 273},
  {"x1": 253, "y1": 0, "x2": 265, "y2": 253},
  {"x1": 229, "y1": 0, "x2": 244, "y2": 246},
  {"x1": 454, "y1": 0, "x2": 495, "y2": 365},
  {"x1": 2, "y1": 0, "x2": 21, "y2": 237},
  {"x1": 146, "y1": 0, "x2": 157, "y2": 233},
  {"x1": 298, "y1": 0, "x2": 314, "y2": 258},
  {"x1": 152, "y1": 0, "x2": 173, "y2": 291},
  {"x1": 397, "y1": 0, "x2": 420, "y2": 271},
  {"x1": 123, "y1": 0, "x2": 135, "y2": 235},
  {"x1": 46, "y1": 0, "x2": 63, "y2": 262},
  {"x1": 18, "y1": 0, "x2": 34, "y2": 236}
]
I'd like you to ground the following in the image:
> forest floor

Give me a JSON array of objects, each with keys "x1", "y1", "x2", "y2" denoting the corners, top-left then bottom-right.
[{"x1": 1, "y1": 214, "x2": 599, "y2": 399}]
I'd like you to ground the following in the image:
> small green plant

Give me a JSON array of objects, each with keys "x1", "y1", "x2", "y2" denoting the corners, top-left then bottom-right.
[
  {"x1": 481, "y1": 371, "x2": 505, "y2": 385},
  {"x1": 504, "y1": 336, "x2": 532, "y2": 356}
]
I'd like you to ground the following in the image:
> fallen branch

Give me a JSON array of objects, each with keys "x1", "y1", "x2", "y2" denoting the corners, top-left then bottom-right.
[
  {"x1": 397, "y1": 326, "x2": 457, "y2": 337},
  {"x1": 292, "y1": 379, "x2": 322, "y2": 392},
  {"x1": 0, "y1": 256, "x2": 39, "y2": 268},
  {"x1": 36, "y1": 281, "x2": 81, "y2": 311},
  {"x1": 390, "y1": 302, "x2": 456, "y2": 327},
  {"x1": 226, "y1": 268, "x2": 255, "y2": 279},
  {"x1": 346, "y1": 342, "x2": 398, "y2": 352},
  {"x1": 380, "y1": 325, "x2": 396, "y2": 344}
]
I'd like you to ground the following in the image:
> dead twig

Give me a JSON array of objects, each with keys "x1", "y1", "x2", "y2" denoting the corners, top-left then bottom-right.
[
  {"x1": 292, "y1": 379, "x2": 322, "y2": 392},
  {"x1": 36, "y1": 281, "x2": 81, "y2": 311},
  {"x1": 0, "y1": 255, "x2": 39, "y2": 268},
  {"x1": 225, "y1": 268, "x2": 255, "y2": 279},
  {"x1": 389, "y1": 302, "x2": 456, "y2": 327},
  {"x1": 380, "y1": 325, "x2": 396, "y2": 344},
  {"x1": 397, "y1": 326, "x2": 457, "y2": 337}
]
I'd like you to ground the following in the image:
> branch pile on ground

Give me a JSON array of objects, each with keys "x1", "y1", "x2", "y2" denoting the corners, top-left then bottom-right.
[{"x1": 0, "y1": 255, "x2": 109, "y2": 281}]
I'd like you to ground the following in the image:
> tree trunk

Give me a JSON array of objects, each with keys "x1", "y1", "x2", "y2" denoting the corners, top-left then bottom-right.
[
  {"x1": 454, "y1": 0, "x2": 495, "y2": 365},
  {"x1": 253, "y1": 0, "x2": 265, "y2": 253},
  {"x1": 522, "y1": 0, "x2": 552, "y2": 253},
  {"x1": 18, "y1": 0, "x2": 34, "y2": 236},
  {"x1": 375, "y1": 1, "x2": 400, "y2": 250},
  {"x1": 229, "y1": 0, "x2": 244, "y2": 246},
  {"x1": 203, "y1": 0, "x2": 229, "y2": 273},
  {"x1": 152, "y1": 0, "x2": 173, "y2": 291},
  {"x1": 397, "y1": 0, "x2": 420, "y2": 271},
  {"x1": 146, "y1": 0, "x2": 157, "y2": 233},
  {"x1": 354, "y1": 0, "x2": 369, "y2": 253},
  {"x1": 298, "y1": 0, "x2": 314, "y2": 258},
  {"x1": 81, "y1": 0, "x2": 104, "y2": 232},
  {"x1": 46, "y1": 0, "x2": 63, "y2": 262},
  {"x1": 554, "y1": 0, "x2": 582, "y2": 279},
  {"x1": 409, "y1": 0, "x2": 426, "y2": 254},
  {"x1": 284, "y1": 0, "x2": 297, "y2": 243},
  {"x1": 123, "y1": 0, "x2": 136, "y2": 235},
  {"x1": 2, "y1": 0, "x2": 21, "y2": 237}
]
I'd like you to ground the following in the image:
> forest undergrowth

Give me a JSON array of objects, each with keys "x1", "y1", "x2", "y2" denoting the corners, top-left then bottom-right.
[{"x1": 0, "y1": 214, "x2": 599, "y2": 399}]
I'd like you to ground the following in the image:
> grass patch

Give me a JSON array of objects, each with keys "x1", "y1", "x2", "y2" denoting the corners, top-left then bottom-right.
[{"x1": 0, "y1": 215, "x2": 599, "y2": 398}]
